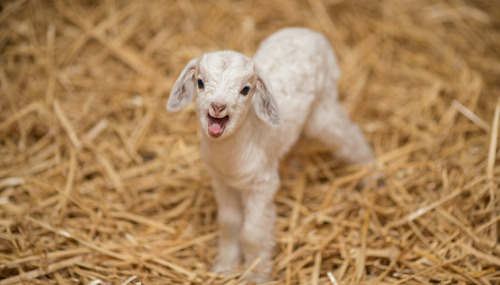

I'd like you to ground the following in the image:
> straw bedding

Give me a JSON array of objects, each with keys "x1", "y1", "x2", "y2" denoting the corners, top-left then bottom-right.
[{"x1": 1, "y1": 0, "x2": 499, "y2": 284}]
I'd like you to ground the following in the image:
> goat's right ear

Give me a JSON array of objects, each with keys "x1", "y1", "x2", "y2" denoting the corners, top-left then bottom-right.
[{"x1": 167, "y1": 58, "x2": 198, "y2": 112}]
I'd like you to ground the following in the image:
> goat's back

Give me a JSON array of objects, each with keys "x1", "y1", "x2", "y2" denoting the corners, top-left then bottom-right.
[{"x1": 253, "y1": 27, "x2": 341, "y2": 157}]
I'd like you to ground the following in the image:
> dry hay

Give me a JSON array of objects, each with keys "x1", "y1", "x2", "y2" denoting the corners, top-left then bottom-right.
[{"x1": 1, "y1": 0, "x2": 499, "y2": 284}]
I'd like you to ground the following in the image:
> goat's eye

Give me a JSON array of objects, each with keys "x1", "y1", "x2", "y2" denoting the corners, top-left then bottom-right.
[
  {"x1": 197, "y1": 79, "x2": 204, "y2": 89},
  {"x1": 240, "y1": 86, "x2": 250, "y2": 96}
]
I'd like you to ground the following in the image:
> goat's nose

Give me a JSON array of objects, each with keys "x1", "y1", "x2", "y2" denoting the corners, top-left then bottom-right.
[{"x1": 211, "y1": 102, "x2": 226, "y2": 113}]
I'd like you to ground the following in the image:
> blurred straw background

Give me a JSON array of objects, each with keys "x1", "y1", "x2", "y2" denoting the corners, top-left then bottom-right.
[{"x1": 1, "y1": 0, "x2": 499, "y2": 284}]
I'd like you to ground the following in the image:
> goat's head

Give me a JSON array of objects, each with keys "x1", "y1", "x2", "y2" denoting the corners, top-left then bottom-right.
[{"x1": 167, "y1": 51, "x2": 280, "y2": 140}]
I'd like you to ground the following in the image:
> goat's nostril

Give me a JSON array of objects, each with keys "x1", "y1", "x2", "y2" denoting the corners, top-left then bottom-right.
[{"x1": 211, "y1": 103, "x2": 227, "y2": 113}]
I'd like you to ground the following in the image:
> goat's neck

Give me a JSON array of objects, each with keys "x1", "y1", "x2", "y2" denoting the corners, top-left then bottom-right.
[{"x1": 200, "y1": 108, "x2": 265, "y2": 168}]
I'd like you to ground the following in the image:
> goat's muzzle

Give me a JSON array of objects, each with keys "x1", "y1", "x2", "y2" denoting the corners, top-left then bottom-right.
[{"x1": 207, "y1": 114, "x2": 229, "y2": 138}]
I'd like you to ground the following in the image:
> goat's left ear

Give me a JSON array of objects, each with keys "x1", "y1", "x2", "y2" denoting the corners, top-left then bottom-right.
[
  {"x1": 167, "y1": 58, "x2": 198, "y2": 112},
  {"x1": 254, "y1": 75, "x2": 280, "y2": 127}
]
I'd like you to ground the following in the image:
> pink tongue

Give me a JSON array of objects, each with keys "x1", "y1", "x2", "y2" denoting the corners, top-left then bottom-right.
[{"x1": 209, "y1": 123, "x2": 222, "y2": 136}]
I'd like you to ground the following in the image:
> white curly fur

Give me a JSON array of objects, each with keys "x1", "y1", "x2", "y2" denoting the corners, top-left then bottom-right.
[{"x1": 167, "y1": 27, "x2": 376, "y2": 282}]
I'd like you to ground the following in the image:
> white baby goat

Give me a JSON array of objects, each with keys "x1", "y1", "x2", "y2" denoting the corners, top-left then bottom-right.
[{"x1": 167, "y1": 27, "x2": 375, "y2": 282}]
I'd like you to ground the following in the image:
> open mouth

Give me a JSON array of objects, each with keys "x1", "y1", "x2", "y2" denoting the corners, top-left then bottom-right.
[{"x1": 207, "y1": 114, "x2": 229, "y2": 138}]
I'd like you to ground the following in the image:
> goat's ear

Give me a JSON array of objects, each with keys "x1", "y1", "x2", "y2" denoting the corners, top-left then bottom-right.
[
  {"x1": 167, "y1": 58, "x2": 198, "y2": 111},
  {"x1": 254, "y1": 75, "x2": 280, "y2": 127}
]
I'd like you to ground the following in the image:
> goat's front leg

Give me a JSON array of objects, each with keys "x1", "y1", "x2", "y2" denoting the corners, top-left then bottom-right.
[
  {"x1": 240, "y1": 173, "x2": 279, "y2": 282},
  {"x1": 211, "y1": 179, "x2": 243, "y2": 273}
]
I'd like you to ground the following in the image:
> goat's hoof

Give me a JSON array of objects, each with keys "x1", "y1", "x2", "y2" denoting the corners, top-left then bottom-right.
[
  {"x1": 242, "y1": 272, "x2": 272, "y2": 284},
  {"x1": 211, "y1": 261, "x2": 239, "y2": 275}
]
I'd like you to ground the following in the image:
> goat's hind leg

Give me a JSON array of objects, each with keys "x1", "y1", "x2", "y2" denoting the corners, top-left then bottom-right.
[{"x1": 304, "y1": 97, "x2": 375, "y2": 165}]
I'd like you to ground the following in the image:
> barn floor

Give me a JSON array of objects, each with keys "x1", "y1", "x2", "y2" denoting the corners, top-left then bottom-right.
[{"x1": 1, "y1": 0, "x2": 499, "y2": 284}]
